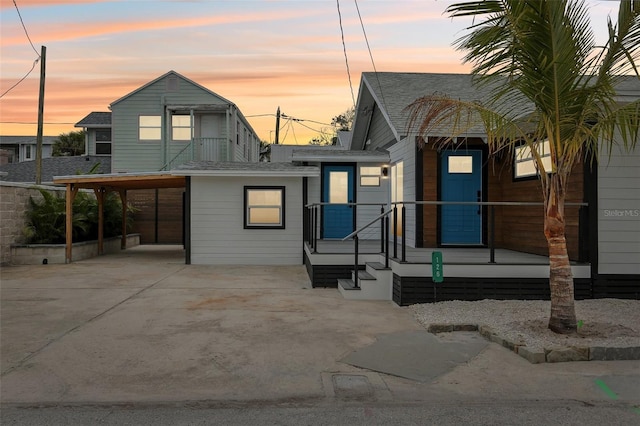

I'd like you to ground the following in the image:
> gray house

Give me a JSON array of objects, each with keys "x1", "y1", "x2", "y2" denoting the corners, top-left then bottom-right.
[
  {"x1": 73, "y1": 71, "x2": 262, "y2": 244},
  {"x1": 56, "y1": 72, "x2": 639, "y2": 305},
  {"x1": 76, "y1": 70, "x2": 261, "y2": 173},
  {"x1": 0, "y1": 136, "x2": 56, "y2": 165}
]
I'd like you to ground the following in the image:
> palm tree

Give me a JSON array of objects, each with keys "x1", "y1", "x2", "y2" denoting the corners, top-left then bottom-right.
[{"x1": 408, "y1": 0, "x2": 639, "y2": 334}]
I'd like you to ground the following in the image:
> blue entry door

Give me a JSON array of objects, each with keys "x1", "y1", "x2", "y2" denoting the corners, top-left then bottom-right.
[
  {"x1": 322, "y1": 165, "x2": 355, "y2": 239},
  {"x1": 440, "y1": 150, "x2": 483, "y2": 244}
]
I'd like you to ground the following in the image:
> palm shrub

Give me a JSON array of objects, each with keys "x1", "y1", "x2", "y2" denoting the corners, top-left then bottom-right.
[{"x1": 23, "y1": 188, "x2": 135, "y2": 244}]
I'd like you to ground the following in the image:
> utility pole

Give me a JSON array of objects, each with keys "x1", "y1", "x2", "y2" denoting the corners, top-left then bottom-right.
[
  {"x1": 274, "y1": 106, "x2": 280, "y2": 145},
  {"x1": 35, "y1": 45, "x2": 46, "y2": 185}
]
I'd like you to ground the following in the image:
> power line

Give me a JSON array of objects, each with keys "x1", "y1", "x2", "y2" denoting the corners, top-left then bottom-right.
[
  {"x1": 354, "y1": 0, "x2": 388, "y2": 113},
  {"x1": 0, "y1": 58, "x2": 39, "y2": 99},
  {"x1": 2, "y1": 1, "x2": 42, "y2": 99},
  {"x1": 336, "y1": 0, "x2": 356, "y2": 108},
  {"x1": 13, "y1": 0, "x2": 40, "y2": 56}
]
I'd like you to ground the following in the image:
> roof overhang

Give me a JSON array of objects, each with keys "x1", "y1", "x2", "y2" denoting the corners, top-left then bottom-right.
[
  {"x1": 172, "y1": 168, "x2": 319, "y2": 178},
  {"x1": 53, "y1": 172, "x2": 185, "y2": 191}
]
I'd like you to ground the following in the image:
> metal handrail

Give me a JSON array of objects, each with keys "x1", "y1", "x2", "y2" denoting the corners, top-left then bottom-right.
[
  {"x1": 160, "y1": 142, "x2": 192, "y2": 171},
  {"x1": 342, "y1": 209, "x2": 393, "y2": 241}
]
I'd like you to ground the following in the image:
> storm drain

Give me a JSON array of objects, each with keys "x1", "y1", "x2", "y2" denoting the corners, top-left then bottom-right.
[
  {"x1": 322, "y1": 372, "x2": 392, "y2": 401},
  {"x1": 332, "y1": 374, "x2": 374, "y2": 400}
]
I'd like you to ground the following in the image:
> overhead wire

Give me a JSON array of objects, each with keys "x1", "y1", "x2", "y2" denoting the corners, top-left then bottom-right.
[
  {"x1": 336, "y1": 0, "x2": 356, "y2": 108},
  {"x1": 2, "y1": 1, "x2": 42, "y2": 99},
  {"x1": 13, "y1": 0, "x2": 40, "y2": 56},
  {"x1": 0, "y1": 58, "x2": 39, "y2": 99},
  {"x1": 354, "y1": 0, "x2": 388, "y2": 112}
]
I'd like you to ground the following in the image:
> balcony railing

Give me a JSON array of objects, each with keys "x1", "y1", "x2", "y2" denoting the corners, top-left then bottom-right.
[{"x1": 161, "y1": 137, "x2": 231, "y2": 170}]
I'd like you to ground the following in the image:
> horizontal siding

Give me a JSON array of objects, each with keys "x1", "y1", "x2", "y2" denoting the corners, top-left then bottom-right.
[
  {"x1": 367, "y1": 107, "x2": 396, "y2": 151},
  {"x1": 190, "y1": 176, "x2": 304, "y2": 265},
  {"x1": 111, "y1": 74, "x2": 253, "y2": 171},
  {"x1": 356, "y1": 162, "x2": 389, "y2": 240},
  {"x1": 598, "y1": 144, "x2": 640, "y2": 275}
]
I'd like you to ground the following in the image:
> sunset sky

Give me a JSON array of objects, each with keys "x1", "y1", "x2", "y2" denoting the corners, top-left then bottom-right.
[{"x1": 0, "y1": 0, "x2": 621, "y2": 145}]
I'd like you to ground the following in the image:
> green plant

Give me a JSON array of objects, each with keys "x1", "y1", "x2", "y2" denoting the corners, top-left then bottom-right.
[{"x1": 23, "y1": 188, "x2": 135, "y2": 244}]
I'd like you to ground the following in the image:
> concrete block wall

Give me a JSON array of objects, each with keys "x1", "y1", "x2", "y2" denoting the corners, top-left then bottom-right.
[{"x1": 0, "y1": 182, "x2": 65, "y2": 265}]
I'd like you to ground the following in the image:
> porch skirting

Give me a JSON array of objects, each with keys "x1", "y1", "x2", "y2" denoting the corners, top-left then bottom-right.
[{"x1": 393, "y1": 275, "x2": 593, "y2": 306}]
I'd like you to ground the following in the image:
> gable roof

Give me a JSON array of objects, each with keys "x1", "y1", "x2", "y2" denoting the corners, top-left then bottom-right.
[
  {"x1": 75, "y1": 112, "x2": 112, "y2": 128},
  {"x1": 0, "y1": 155, "x2": 111, "y2": 183},
  {"x1": 110, "y1": 70, "x2": 234, "y2": 107},
  {"x1": 351, "y1": 73, "x2": 499, "y2": 150}
]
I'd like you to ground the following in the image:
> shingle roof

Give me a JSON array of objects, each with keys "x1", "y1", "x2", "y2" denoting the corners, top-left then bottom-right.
[
  {"x1": 0, "y1": 136, "x2": 57, "y2": 146},
  {"x1": 173, "y1": 161, "x2": 319, "y2": 177},
  {"x1": 75, "y1": 112, "x2": 112, "y2": 128},
  {"x1": 360, "y1": 73, "x2": 506, "y2": 138},
  {"x1": 0, "y1": 156, "x2": 112, "y2": 183}
]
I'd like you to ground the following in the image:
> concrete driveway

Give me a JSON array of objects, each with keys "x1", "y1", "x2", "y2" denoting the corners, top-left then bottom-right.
[{"x1": 1, "y1": 245, "x2": 639, "y2": 410}]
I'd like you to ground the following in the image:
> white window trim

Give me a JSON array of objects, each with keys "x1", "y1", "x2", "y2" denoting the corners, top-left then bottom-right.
[
  {"x1": 139, "y1": 115, "x2": 162, "y2": 142},
  {"x1": 514, "y1": 140, "x2": 552, "y2": 179}
]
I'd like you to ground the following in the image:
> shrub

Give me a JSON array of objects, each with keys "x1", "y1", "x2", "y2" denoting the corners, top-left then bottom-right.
[{"x1": 23, "y1": 188, "x2": 135, "y2": 244}]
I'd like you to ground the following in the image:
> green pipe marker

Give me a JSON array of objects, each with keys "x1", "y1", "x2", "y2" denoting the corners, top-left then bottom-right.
[{"x1": 432, "y1": 251, "x2": 443, "y2": 283}]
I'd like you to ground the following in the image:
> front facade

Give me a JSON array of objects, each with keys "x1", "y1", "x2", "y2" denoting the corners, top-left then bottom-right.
[
  {"x1": 76, "y1": 71, "x2": 261, "y2": 173},
  {"x1": 326, "y1": 72, "x2": 638, "y2": 302}
]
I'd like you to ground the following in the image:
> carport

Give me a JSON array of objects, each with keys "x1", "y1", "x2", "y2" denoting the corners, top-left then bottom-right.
[{"x1": 53, "y1": 172, "x2": 186, "y2": 263}]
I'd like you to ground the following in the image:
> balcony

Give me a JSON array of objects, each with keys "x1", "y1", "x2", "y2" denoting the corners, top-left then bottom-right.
[{"x1": 162, "y1": 137, "x2": 231, "y2": 170}]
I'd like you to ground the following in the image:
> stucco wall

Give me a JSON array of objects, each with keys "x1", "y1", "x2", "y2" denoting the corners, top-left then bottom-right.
[{"x1": 0, "y1": 182, "x2": 65, "y2": 265}]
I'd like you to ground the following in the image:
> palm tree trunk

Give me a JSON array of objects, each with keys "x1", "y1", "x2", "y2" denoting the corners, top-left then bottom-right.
[{"x1": 544, "y1": 175, "x2": 577, "y2": 334}]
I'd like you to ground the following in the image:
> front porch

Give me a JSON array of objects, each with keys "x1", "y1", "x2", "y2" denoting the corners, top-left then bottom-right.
[{"x1": 303, "y1": 240, "x2": 592, "y2": 306}]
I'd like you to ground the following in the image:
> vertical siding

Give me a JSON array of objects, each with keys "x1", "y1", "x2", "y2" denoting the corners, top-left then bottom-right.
[
  {"x1": 190, "y1": 176, "x2": 305, "y2": 265},
  {"x1": 597, "y1": 144, "x2": 640, "y2": 274}
]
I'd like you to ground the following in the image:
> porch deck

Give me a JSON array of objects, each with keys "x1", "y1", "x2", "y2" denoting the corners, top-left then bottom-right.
[
  {"x1": 307, "y1": 239, "x2": 558, "y2": 265},
  {"x1": 303, "y1": 240, "x2": 592, "y2": 305}
]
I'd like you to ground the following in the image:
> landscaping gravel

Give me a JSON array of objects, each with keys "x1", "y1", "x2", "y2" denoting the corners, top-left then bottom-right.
[{"x1": 410, "y1": 299, "x2": 640, "y2": 352}]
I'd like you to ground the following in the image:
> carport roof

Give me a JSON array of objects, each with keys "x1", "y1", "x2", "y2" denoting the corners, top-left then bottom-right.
[{"x1": 53, "y1": 172, "x2": 185, "y2": 191}]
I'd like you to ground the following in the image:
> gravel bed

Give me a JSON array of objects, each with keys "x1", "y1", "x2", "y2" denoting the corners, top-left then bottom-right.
[{"x1": 410, "y1": 299, "x2": 640, "y2": 352}]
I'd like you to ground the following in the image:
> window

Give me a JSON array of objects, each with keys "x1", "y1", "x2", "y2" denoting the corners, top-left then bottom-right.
[
  {"x1": 172, "y1": 115, "x2": 191, "y2": 141},
  {"x1": 95, "y1": 129, "x2": 111, "y2": 141},
  {"x1": 95, "y1": 143, "x2": 111, "y2": 155},
  {"x1": 139, "y1": 115, "x2": 161, "y2": 141},
  {"x1": 448, "y1": 156, "x2": 473, "y2": 173},
  {"x1": 360, "y1": 166, "x2": 381, "y2": 186},
  {"x1": 514, "y1": 140, "x2": 552, "y2": 179},
  {"x1": 25, "y1": 145, "x2": 32, "y2": 160},
  {"x1": 244, "y1": 186, "x2": 285, "y2": 229},
  {"x1": 391, "y1": 162, "x2": 404, "y2": 236},
  {"x1": 95, "y1": 129, "x2": 112, "y2": 155}
]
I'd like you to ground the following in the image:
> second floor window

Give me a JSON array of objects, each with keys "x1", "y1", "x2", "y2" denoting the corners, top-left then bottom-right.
[
  {"x1": 172, "y1": 115, "x2": 192, "y2": 141},
  {"x1": 139, "y1": 115, "x2": 161, "y2": 141}
]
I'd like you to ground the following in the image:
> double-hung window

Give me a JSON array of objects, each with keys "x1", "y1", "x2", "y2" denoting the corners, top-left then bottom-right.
[
  {"x1": 139, "y1": 115, "x2": 161, "y2": 141},
  {"x1": 172, "y1": 115, "x2": 192, "y2": 141},
  {"x1": 244, "y1": 186, "x2": 285, "y2": 229}
]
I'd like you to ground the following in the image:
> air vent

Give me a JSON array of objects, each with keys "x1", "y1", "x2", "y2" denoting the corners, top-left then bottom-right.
[{"x1": 167, "y1": 76, "x2": 178, "y2": 91}]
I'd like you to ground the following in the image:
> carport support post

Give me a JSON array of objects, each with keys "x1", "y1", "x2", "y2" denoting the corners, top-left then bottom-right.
[
  {"x1": 119, "y1": 189, "x2": 127, "y2": 250},
  {"x1": 65, "y1": 184, "x2": 78, "y2": 263},
  {"x1": 94, "y1": 187, "x2": 105, "y2": 255}
]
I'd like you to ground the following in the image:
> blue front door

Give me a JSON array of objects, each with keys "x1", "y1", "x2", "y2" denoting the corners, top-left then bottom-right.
[
  {"x1": 440, "y1": 150, "x2": 483, "y2": 245},
  {"x1": 322, "y1": 165, "x2": 355, "y2": 239}
]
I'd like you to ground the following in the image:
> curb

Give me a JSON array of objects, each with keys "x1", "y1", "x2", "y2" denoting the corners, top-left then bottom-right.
[{"x1": 426, "y1": 323, "x2": 640, "y2": 364}]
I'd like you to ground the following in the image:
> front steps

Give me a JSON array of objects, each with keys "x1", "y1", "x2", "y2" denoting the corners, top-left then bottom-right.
[{"x1": 338, "y1": 262, "x2": 392, "y2": 300}]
